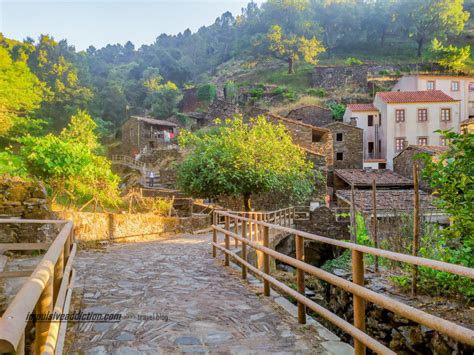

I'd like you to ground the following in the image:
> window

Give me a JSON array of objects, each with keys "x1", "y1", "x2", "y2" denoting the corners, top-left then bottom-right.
[
  {"x1": 441, "y1": 108, "x2": 451, "y2": 121},
  {"x1": 336, "y1": 133, "x2": 343, "y2": 141},
  {"x1": 418, "y1": 137, "x2": 428, "y2": 146},
  {"x1": 451, "y1": 81, "x2": 460, "y2": 92},
  {"x1": 418, "y1": 108, "x2": 428, "y2": 121},
  {"x1": 427, "y1": 81, "x2": 435, "y2": 90},
  {"x1": 379, "y1": 114, "x2": 382, "y2": 126},
  {"x1": 336, "y1": 152, "x2": 344, "y2": 161},
  {"x1": 440, "y1": 137, "x2": 448, "y2": 146},
  {"x1": 368, "y1": 115, "x2": 374, "y2": 127},
  {"x1": 378, "y1": 140, "x2": 382, "y2": 153},
  {"x1": 368, "y1": 142, "x2": 374, "y2": 153},
  {"x1": 395, "y1": 109, "x2": 405, "y2": 122},
  {"x1": 469, "y1": 82, "x2": 474, "y2": 91},
  {"x1": 130, "y1": 127, "x2": 134, "y2": 139},
  {"x1": 395, "y1": 138, "x2": 405, "y2": 152}
]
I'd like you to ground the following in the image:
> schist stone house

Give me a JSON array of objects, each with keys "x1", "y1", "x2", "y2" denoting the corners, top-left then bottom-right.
[
  {"x1": 392, "y1": 74, "x2": 474, "y2": 121},
  {"x1": 344, "y1": 90, "x2": 461, "y2": 169},
  {"x1": 393, "y1": 145, "x2": 448, "y2": 192},
  {"x1": 121, "y1": 116, "x2": 178, "y2": 156}
]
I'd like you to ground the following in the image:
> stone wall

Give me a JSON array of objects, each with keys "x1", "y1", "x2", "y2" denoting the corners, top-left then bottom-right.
[
  {"x1": 286, "y1": 105, "x2": 333, "y2": 127},
  {"x1": 205, "y1": 99, "x2": 240, "y2": 122},
  {"x1": 0, "y1": 176, "x2": 58, "y2": 243},
  {"x1": 295, "y1": 207, "x2": 350, "y2": 266},
  {"x1": 311, "y1": 63, "x2": 440, "y2": 91},
  {"x1": 313, "y1": 272, "x2": 473, "y2": 354},
  {"x1": 393, "y1": 149, "x2": 430, "y2": 192},
  {"x1": 55, "y1": 211, "x2": 211, "y2": 243}
]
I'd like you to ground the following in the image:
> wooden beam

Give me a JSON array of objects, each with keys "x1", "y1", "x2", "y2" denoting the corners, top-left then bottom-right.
[
  {"x1": 0, "y1": 270, "x2": 34, "y2": 279},
  {"x1": 0, "y1": 243, "x2": 51, "y2": 251}
]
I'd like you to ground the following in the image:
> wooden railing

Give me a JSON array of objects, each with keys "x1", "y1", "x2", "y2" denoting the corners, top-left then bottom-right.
[
  {"x1": 0, "y1": 219, "x2": 76, "y2": 354},
  {"x1": 213, "y1": 206, "x2": 309, "y2": 226},
  {"x1": 211, "y1": 210, "x2": 474, "y2": 355},
  {"x1": 111, "y1": 154, "x2": 146, "y2": 173}
]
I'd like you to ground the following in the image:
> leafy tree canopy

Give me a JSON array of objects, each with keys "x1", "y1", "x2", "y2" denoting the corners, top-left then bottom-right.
[
  {"x1": 430, "y1": 38, "x2": 471, "y2": 72},
  {"x1": 267, "y1": 24, "x2": 325, "y2": 73},
  {"x1": 0, "y1": 46, "x2": 45, "y2": 136},
  {"x1": 15, "y1": 111, "x2": 120, "y2": 207},
  {"x1": 177, "y1": 115, "x2": 315, "y2": 210}
]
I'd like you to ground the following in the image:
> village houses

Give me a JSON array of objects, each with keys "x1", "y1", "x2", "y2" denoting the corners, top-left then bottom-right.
[
  {"x1": 344, "y1": 90, "x2": 461, "y2": 169},
  {"x1": 392, "y1": 75, "x2": 474, "y2": 121}
]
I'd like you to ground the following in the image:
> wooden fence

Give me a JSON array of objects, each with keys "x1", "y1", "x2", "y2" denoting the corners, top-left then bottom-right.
[
  {"x1": 0, "y1": 219, "x2": 76, "y2": 354},
  {"x1": 211, "y1": 210, "x2": 474, "y2": 355}
]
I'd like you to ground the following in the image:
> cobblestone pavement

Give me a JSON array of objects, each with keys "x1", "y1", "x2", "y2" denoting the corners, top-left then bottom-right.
[{"x1": 66, "y1": 233, "x2": 334, "y2": 354}]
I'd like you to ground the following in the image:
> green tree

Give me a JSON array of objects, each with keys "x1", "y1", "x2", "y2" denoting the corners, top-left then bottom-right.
[
  {"x1": 144, "y1": 76, "x2": 182, "y2": 119},
  {"x1": 398, "y1": 0, "x2": 470, "y2": 57},
  {"x1": 0, "y1": 46, "x2": 45, "y2": 136},
  {"x1": 430, "y1": 38, "x2": 471, "y2": 72},
  {"x1": 177, "y1": 116, "x2": 315, "y2": 210},
  {"x1": 417, "y1": 130, "x2": 473, "y2": 296},
  {"x1": 16, "y1": 111, "x2": 120, "y2": 207},
  {"x1": 267, "y1": 24, "x2": 325, "y2": 73}
]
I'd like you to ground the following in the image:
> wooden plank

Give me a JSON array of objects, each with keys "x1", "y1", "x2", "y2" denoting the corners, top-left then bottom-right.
[
  {"x1": 0, "y1": 219, "x2": 67, "y2": 224},
  {"x1": 0, "y1": 243, "x2": 51, "y2": 251},
  {"x1": 0, "y1": 270, "x2": 34, "y2": 278}
]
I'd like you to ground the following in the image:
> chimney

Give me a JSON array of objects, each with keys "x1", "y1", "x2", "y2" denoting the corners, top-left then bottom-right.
[{"x1": 350, "y1": 117, "x2": 357, "y2": 126}]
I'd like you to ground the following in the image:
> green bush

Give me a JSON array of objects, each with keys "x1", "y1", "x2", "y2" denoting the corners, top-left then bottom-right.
[
  {"x1": 328, "y1": 102, "x2": 346, "y2": 121},
  {"x1": 197, "y1": 84, "x2": 217, "y2": 102},
  {"x1": 306, "y1": 88, "x2": 326, "y2": 97},
  {"x1": 345, "y1": 57, "x2": 363, "y2": 65}
]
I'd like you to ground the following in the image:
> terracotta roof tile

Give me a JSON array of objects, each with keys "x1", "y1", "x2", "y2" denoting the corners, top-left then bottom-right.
[
  {"x1": 346, "y1": 103, "x2": 378, "y2": 112},
  {"x1": 335, "y1": 169, "x2": 413, "y2": 187},
  {"x1": 376, "y1": 90, "x2": 458, "y2": 104}
]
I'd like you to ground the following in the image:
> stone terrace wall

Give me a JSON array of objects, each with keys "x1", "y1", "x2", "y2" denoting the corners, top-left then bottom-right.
[
  {"x1": 55, "y1": 211, "x2": 211, "y2": 243},
  {"x1": 311, "y1": 63, "x2": 440, "y2": 91},
  {"x1": 0, "y1": 176, "x2": 58, "y2": 243},
  {"x1": 286, "y1": 106, "x2": 333, "y2": 127}
]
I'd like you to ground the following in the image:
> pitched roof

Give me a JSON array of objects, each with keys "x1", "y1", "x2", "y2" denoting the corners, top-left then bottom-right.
[
  {"x1": 324, "y1": 121, "x2": 363, "y2": 130},
  {"x1": 461, "y1": 117, "x2": 474, "y2": 126},
  {"x1": 288, "y1": 104, "x2": 331, "y2": 113},
  {"x1": 376, "y1": 90, "x2": 458, "y2": 104},
  {"x1": 335, "y1": 169, "x2": 413, "y2": 187},
  {"x1": 393, "y1": 145, "x2": 448, "y2": 159},
  {"x1": 132, "y1": 116, "x2": 178, "y2": 127},
  {"x1": 346, "y1": 103, "x2": 378, "y2": 112},
  {"x1": 336, "y1": 190, "x2": 436, "y2": 211},
  {"x1": 265, "y1": 113, "x2": 330, "y2": 132}
]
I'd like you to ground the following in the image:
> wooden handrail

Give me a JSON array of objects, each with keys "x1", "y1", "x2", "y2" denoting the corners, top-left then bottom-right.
[
  {"x1": 0, "y1": 219, "x2": 76, "y2": 354},
  {"x1": 212, "y1": 210, "x2": 474, "y2": 354}
]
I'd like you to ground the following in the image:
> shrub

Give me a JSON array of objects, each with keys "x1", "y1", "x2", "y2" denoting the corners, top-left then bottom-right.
[
  {"x1": 197, "y1": 84, "x2": 217, "y2": 102},
  {"x1": 306, "y1": 88, "x2": 326, "y2": 97},
  {"x1": 328, "y1": 102, "x2": 346, "y2": 121},
  {"x1": 345, "y1": 57, "x2": 363, "y2": 66}
]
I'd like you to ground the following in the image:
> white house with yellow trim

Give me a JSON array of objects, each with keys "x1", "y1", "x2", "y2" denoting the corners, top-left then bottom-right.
[
  {"x1": 344, "y1": 91, "x2": 461, "y2": 169},
  {"x1": 392, "y1": 75, "x2": 474, "y2": 121}
]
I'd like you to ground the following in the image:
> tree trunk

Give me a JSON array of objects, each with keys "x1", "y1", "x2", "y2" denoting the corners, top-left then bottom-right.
[
  {"x1": 288, "y1": 57, "x2": 294, "y2": 74},
  {"x1": 243, "y1": 193, "x2": 251, "y2": 212},
  {"x1": 416, "y1": 39, "x2": 423, "y2": 57}
]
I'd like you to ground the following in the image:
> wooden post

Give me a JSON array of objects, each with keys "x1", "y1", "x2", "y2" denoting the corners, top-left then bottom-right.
[
  {"x1": 263, "y1": 225, "x2": 270, "y2": 296},
  {"x1": 234, "y1": 216, "x2": 239, "y2": 247},
  {"x1": 53, "y1": 249, "x2": 64, "y2": 304},
  {"x1": 35, "y1": 274, "x2": 53, "y2": 354},
  {"x1": 212, "y1": 212, "x2": 217, "y2": 258},
  {"x1": 352, "y1": 250, "x2": 366, "y2": 355},
  {"x1": 296, "y1": 234, "x2": 306, "y2": 324},
  {"x1": 224, "y1": 216, "x2": 230, "y2": 266},
  {"x1": 108, "y1": 213, "x2": 115, "y2": 241},
  {"x1": 241, "y1": 218, "x2": 247, "y2": 280},
  {"x1": 350, "y1": 184, "x2": 357, "y2": 243},
  {"x1": 372, "y1": 179, "x2": 379, "y2": 272},
  {"x1": 412, "y1": 163, "x2": 420, "y2": 297}
]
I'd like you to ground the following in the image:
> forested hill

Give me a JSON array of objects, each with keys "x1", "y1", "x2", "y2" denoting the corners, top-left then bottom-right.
[{"x1": 1, "y1": 0, "x2": 473, "y2": 136}]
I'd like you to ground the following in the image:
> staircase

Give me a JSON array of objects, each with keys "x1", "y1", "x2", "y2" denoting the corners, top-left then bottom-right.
[{"x1": 111, "y1": 155, "x2": 161, "y2": 188}]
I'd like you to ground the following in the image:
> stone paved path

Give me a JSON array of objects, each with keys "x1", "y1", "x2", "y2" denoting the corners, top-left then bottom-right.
[{"x1": 66, "y1": 233, "x2": 333, "y2": 354}]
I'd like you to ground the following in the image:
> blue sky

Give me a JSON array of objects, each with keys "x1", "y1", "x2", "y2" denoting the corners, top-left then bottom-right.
[{"x1": 0, "y1": 0, "x2": 264, "y2": 50}]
